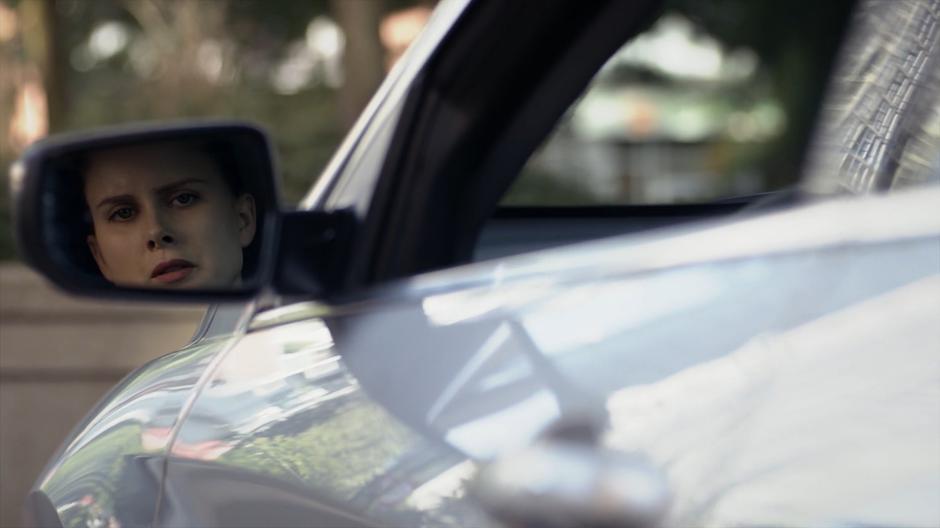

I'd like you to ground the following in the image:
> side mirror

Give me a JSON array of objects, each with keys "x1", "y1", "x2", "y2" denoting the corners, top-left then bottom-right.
[{"x1": 9, "y1": 121, "x2": 284, "y2": 300}]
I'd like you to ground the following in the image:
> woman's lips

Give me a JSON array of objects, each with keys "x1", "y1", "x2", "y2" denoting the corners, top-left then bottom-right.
[{"x1": 151, "y1": 260, "x2": 196, "y2": 284}]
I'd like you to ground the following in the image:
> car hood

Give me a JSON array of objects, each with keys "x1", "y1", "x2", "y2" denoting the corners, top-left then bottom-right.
[{"x1": 321, "y1": 186, "x2": 940, "y2": 526}]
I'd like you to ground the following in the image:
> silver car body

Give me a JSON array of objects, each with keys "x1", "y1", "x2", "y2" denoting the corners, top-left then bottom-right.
[{"x1": 30, "y1": 184, "x2": 940, "y2": 527}]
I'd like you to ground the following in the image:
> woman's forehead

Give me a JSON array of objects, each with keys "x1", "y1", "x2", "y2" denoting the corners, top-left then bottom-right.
[{"x1": 84, "y1": 143, "x2": 226, "y2": 195}]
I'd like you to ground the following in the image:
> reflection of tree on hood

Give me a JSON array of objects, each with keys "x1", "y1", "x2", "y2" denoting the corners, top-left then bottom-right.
[{"x1": 219, "y1": 396, "x2": 414, "y2": 497}]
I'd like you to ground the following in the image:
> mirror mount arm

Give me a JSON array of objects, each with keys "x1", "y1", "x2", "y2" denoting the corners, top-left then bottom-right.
[{"x1": 272, "y1": 209, "x2": 357, "y2": 297}]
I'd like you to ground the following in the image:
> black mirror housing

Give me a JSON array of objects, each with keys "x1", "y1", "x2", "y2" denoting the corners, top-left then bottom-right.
[{"x1": 10, "y1": 121, "x2": 283, "y2": 301}]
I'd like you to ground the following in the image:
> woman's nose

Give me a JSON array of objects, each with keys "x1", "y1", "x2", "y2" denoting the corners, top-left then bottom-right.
[
  {"x1": 145, "y1": 210, "x2": 176, "y2": 250},
  {"x1": 147, "y1": 231, "x2": 175, "y2": 250}
]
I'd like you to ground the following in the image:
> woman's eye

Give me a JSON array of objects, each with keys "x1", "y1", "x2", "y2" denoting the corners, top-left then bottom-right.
[
  {"x1": 109, "y1": 207, "x2": 135, "y2": 222},
  {"x1": 171, "y1": 192, "x2": 199, "y2": 207}
]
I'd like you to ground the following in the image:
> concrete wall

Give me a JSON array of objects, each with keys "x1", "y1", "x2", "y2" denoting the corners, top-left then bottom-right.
[{"x1": 0, "y1": 263, "x2": 205, "y2": 527}]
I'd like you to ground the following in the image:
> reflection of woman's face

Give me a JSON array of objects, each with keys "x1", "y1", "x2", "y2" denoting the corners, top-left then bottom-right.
[{"x1": 83, "y1": 144, "x2": 256, "y2": 289}]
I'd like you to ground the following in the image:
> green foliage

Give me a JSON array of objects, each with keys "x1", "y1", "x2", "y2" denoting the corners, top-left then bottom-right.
[{"x1": 219, "y1": 395, "x2": 415, "y2": 499}]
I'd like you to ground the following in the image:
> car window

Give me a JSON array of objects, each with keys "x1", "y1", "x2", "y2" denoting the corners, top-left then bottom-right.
[{"x1": 502, "y1": 2, "x2": 851, "y2": 206}]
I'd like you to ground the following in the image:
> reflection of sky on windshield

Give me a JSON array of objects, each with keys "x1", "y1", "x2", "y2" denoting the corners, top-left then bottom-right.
[
  {"x1": 521, "y1": 268, "x2": 723, "y2": 355},
  {"x1": 421, "y1": 279, "x2": 555, "y2": 326}
]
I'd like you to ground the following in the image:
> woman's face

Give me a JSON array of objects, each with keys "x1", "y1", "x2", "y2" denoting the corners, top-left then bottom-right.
[{"x1": 83, "y1": 144, "x2": 256, "y2": 289}]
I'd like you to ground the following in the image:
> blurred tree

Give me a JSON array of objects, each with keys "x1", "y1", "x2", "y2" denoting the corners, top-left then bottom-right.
[
  {"x1": 671, "y1": 0, "x2": 856, "y2": 188},
  {"x1": 118, "y1": 0, "x2": 231, "y2": 116},
  {"x1": 1, "y1": 0, "x2": 433, "y2": 259},
  {"x1": 18, "y1": 0, "x2": 67, "y2": 132},
  {"x1": 331, "y1": 0, "x2": 385, "y2": 129}
]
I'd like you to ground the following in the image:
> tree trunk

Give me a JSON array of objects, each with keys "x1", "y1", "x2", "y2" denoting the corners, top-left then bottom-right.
[
  {"x1": 331, "y1": 0, "x2": 386, "y2": 131},
  {"x1": 19, "y1": 0, "x2": 67, "y2": 132}
]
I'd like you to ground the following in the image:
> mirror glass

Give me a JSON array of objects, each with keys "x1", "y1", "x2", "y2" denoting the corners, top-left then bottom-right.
[{"x1": 37, "y1": 130, "x2": 276, "y2": 293}]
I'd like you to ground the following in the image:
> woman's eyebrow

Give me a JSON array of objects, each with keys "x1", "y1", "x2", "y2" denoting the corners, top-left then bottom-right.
[
  {"x1": 154, "y1": 178, "x2": 208, "y2": 194},
  {"x1": 94, "y1": 178, "x2": 208, "y2": 210},
  {"x1": 95, "y1": 194, "x2": 135, "y2": 210}
]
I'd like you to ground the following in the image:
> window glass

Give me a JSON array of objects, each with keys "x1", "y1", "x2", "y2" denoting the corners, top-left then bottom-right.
[{"x1": 503, "y1": 2, "x2": 850, "y2": 205}]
